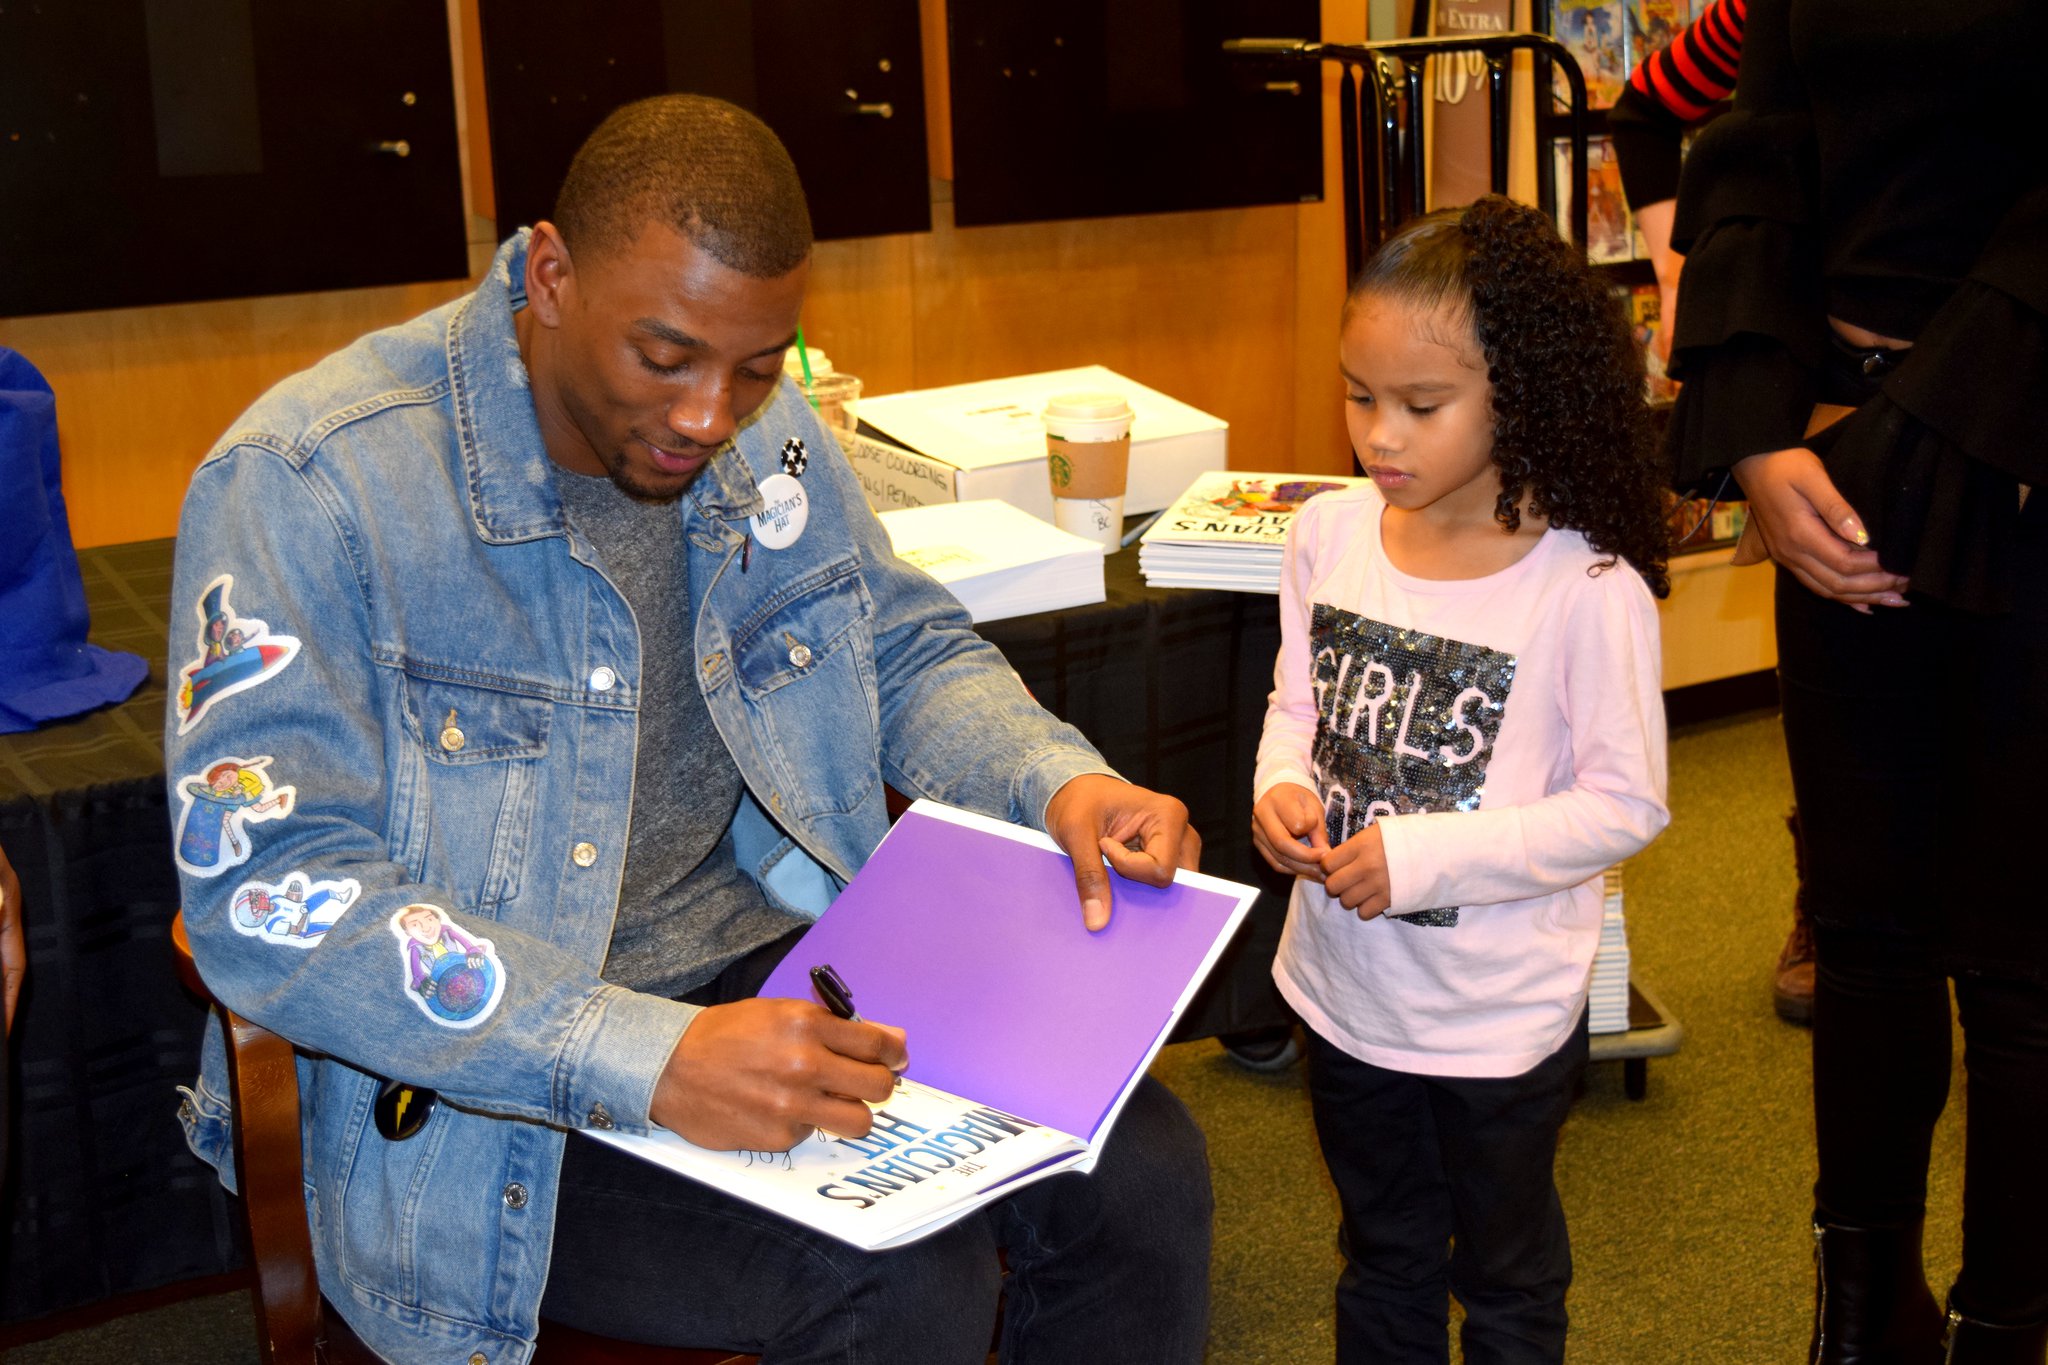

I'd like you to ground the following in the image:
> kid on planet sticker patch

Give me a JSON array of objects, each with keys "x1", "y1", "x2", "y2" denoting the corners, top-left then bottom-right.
[
  {"x1": 390, "y1": 903, "x2": 506, "y2": 1029},
  {"x1": 174, "y1": 755, "x2": 295, "y2": 877},
  {"x1": 175, "y1": 574, "x2": 302, "y2": 736}
]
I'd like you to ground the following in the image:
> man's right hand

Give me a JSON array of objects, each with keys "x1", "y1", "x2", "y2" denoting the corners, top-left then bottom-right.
[
  {"x1": 649, "y1": 998, "x2": 908, "y2": 1152},
  {"x1": 1732, "y1": 446, "x2": 1910, "y2": 612}
]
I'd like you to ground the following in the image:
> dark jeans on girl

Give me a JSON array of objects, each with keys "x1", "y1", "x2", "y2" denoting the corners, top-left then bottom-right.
[{"x1": 1305, "y1": 1009, "x2": 1590, "y2": 1365}]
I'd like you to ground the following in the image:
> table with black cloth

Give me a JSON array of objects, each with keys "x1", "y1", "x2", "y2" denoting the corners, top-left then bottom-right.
[{"x1": 0, "y1": 535, "x2": 1292, "y2": 1326}]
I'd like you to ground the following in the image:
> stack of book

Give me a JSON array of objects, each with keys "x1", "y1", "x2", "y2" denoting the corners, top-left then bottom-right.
[
  {"x1": 1138, "y1": 471, "x2": 1366, "y2": 594},
  {"x1": 878, "y1": 499, "x2": 1106, "y2": 623},
  {"x1": 1588, "y1": 866, "x2": 1632, "y2": 1035}
]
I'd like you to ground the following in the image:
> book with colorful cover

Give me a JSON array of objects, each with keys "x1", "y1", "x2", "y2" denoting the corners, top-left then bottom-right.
[
  {"x1": 1139, "y1": 471, "x2": 1368, "y2": 593},
  {"x1": 1552, "y1": 0, "x2": 1628, "y2": 108},
  {"x1": 586, "y1": 801, "x2": 1259, "y2": 1250},
  {"x1": 1625, "y1": 283, "x2": 1680, "y2": 401},
  {"x1": 1554, "y1": 135, "x2": 1635, "y2": 264},
  {"x1": 1140, "y1": 471, "x2": 1365, "y2": 550},
  {"x1": 1626, "y1": 0, "x2": 1687, "y2": 70}
]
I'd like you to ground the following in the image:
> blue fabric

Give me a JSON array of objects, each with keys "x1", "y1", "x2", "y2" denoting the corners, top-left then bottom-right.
[
  {"x1": 170, "y1": 233, "x2": 1119, "y2": 1365},
  {"x1": 0, "y1": 348, "x2": 148, "y2": 733}
]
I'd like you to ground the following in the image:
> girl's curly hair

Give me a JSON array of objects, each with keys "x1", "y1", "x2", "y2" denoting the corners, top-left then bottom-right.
[{"x1": 1348, "y1": 194, "x2": 1670, "y2": 597}]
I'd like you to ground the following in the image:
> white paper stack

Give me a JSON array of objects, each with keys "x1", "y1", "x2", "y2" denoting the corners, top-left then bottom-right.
[
  {"x1": 1587, "y1": 866, "x2": 1632, "y2": 1035},
  {"x1": 878, "y1": 499, "x2": 1106, "y2": 624},
  {"x1": 854, "y1": 366, "x2": 1228, "y2": 520},
  {"x1": 1138, "y1": 471, "x2": 1367, "y2": 594}
]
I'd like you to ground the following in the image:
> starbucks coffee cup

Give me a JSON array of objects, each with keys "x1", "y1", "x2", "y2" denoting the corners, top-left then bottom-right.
[{"x1": 1042, "y1": 391, "x2": 1133, "y2": 549}]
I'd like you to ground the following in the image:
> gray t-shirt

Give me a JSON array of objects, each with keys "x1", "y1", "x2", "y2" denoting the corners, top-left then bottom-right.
[{"x1": 552, "y1": 467, "x2": 800, "y2": 997}]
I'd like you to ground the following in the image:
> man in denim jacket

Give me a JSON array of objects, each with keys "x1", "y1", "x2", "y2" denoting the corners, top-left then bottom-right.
[{"x1": 171, "y1": 95, "x2": 1212, "y2": 1364}]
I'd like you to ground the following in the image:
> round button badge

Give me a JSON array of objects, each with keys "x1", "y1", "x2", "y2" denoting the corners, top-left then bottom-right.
[{"x1": 750, "y1": 473, "x2": 808, "y2": 550}]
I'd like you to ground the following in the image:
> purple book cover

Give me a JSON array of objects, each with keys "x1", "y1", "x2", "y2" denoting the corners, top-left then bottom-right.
[{"x1": 760, "y1": 802, "x2": 1257, "y2": 1144}]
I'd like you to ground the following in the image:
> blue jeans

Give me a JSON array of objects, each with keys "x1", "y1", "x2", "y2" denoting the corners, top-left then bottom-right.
[
  {"x1": 541, "y1": 932, "x2": 1215, "y2": 1361},
  {"x1": 1305, "y1": 1013, "x2": 1588, "y2": 1365}
]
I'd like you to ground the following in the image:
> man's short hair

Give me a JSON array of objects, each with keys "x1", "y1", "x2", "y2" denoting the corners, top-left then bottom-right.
[{"x1": 553, "y1": 94, "x2": 813, "y2": 278}]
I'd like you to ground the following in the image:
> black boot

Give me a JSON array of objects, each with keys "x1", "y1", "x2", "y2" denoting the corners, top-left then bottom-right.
[
  {"x1": 1810, "y1": 1219, "x2": 1945, "y2": 1364},
  {"x1": 1942, "y1": 1300, "x2": 2048, "y2": 1364}
]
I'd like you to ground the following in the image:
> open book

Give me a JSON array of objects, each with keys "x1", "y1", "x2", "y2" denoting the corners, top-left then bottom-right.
[{"x1": 586, "y1": 800, "x2": 1258, "y2": 1250}]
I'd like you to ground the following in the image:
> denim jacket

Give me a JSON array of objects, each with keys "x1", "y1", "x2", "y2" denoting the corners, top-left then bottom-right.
[{"x1": 170, "y1": 233, "x2": 1112, "y2": 1364}]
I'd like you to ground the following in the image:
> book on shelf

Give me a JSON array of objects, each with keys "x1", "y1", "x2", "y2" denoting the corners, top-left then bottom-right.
[
  {"x1": 1622, "y1": 282, "x2": 1680, "y2": 401},
  {"x1": 1552, "y1": 0, "x2": 1628, "y2": 108},
  {"x1": 1552, "y1": 0, "x2": 1700, "y2": 108},
  {"x1": 1554, "y1": 134, "x2": 1635, "y2": 265},
  {"x1": 1664, "y1": 489, "x2": 1747, "y2": 552},
  {"x1": 1626, "y1": 0, "x2": 1688, "y2": 67},
  {"x1": 1138, "y1": 470, "x2": 1367, "y2": 594},
  {"x1": 878, "y1": 498, "x2": 1106, "y2": 624},
  {"x1": 586, "y1": 800, "x2": 1260, "y2": 1251}
]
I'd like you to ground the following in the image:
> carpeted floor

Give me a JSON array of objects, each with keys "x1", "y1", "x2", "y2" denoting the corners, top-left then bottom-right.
[{"x1": 6, "y1": 708, "x2": 1966, "y2": 1364}]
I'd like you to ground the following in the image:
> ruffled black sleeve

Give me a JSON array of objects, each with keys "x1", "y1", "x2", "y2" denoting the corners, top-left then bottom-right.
[
  {"x1": 1661, "y1": 108, "x2": 1829, "y2": 493},
  {"x1": 1656, "y1": 0, "x2": 1826, "y2": 495},
  {"x1": 1607, "y1": 83, "x2": 1686, "y2": 211}
]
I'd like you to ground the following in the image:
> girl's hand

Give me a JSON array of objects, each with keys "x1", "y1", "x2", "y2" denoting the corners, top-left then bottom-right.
[
  {"x1": 1731, "y1": 447, "x2": 1910, "y2": 612},
  {"x1": 1322, "y1": 825, "x2": 1392, "y2": 919},
  {"x1": 1252, "y1": 783, "x2": 1329, "y2": 881}
]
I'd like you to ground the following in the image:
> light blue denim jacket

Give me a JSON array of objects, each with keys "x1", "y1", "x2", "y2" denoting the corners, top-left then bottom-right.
[{"x1": 170, "y1": 233, "x2": 1112, "y2": 1364}]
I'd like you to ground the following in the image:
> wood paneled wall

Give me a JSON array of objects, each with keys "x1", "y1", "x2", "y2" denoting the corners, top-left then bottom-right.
[{"x1": 1, "y1": 0, "x2": 1362, "y2": 550}]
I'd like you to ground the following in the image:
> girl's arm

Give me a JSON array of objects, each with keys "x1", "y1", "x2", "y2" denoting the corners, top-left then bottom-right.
[
  {"x1": 1252, "y1": 501, "x2": 1328, "y2": 806},
  {"x1": 1374, "y1": 572, "x2": 1670, "y2": 912}
]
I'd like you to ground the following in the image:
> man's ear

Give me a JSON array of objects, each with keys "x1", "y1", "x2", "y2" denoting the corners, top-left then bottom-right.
[{"x1": 523, "y1": 222, "x2": 573, "y2": 327}]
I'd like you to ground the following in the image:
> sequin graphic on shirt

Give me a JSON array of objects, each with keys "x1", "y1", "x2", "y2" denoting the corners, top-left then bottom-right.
[{"x1": 1308, "y1": 603, "x2": 1518, "y2": 928}]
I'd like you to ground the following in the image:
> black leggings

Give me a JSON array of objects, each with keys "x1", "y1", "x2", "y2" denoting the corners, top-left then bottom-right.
[
  {"x1": 1810, "y1": 931, "x2": 2048, "y2": 1321},
  {"x1": 1777, "y1": 497, "x2": 2048, "y2": 1323}
]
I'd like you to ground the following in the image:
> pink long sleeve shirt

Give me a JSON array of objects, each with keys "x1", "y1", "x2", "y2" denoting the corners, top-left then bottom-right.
[{"x1": 1255, "y1": 487, "x2": 1670, "y2": 1077}]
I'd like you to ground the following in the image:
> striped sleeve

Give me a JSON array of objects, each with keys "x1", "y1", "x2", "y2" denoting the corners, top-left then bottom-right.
[
  {"x1": 1630, "y1": 0, "x2": 1745, "y2": 120},
  {"x1": 1608, "y1": 0, "x2": 1747, "y2": 208}
]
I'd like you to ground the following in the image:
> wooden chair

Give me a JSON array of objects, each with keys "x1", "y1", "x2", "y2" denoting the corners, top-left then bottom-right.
[{"x1": 171, "y1": 912, "x2": 758, "y2": 1365}]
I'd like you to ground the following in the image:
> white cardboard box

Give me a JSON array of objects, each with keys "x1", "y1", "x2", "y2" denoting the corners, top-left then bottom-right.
[{"x1": 849, "y1": 366, "x2": 1230, "y2": 521}]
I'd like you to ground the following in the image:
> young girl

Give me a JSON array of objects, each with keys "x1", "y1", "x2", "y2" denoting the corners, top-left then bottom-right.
[{"x1": 1253, "y1": 195, "x2": 1672, "y2": 1363}]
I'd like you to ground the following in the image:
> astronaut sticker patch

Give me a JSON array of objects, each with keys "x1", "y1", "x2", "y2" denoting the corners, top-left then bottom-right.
[
  {"x1": 173, "y1": 755, "x2": 295, "y2": 878},
  {"x1": 175, "y1": 574, "x2": 302, "y2": 736},
  {"x1": 1308, "y1": 603, "x2": 1519, "y2": 928},
  {"x1": 390, "y1": 903, "x2": 505, "y2": 1029},
  {"x1": 229, "y1": 872, "x2": 357, "y2": 947}
]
